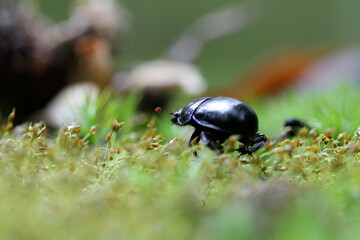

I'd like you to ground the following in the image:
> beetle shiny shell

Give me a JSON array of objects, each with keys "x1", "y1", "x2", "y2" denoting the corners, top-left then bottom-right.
[{"x1": 171, "y1": 96, "x2": 267, "y2": 155}]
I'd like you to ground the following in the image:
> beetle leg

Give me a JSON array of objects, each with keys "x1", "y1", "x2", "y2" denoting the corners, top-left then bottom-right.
[
  {"x1": 189, "y1": 129, "x2": 201, "y2": 157},
  {"x1": 239, "y1": 133, "x2": 267, "y2": 154},
  {"x1": 188, "y1": 129, "x2": 201, "y2": 147},
  {"x1": 201, "y1": 132, "x2": 223, "y2": 154}
]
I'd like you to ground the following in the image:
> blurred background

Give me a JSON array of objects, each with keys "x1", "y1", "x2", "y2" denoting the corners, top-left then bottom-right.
[
  {"x1": 38, "y1": 0, "x2": 360, "y2": 85},
  {"x1": 1, "y1": 2, "x2": 360, "y2": 239},
  {"x1": 1, "y1": 0, "x2": 360, "y2": 126}
]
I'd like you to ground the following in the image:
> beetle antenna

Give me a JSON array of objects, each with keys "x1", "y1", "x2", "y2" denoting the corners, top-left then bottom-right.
[{"x1": 155, "y1": 107, "x2": 174, "y2": 115}]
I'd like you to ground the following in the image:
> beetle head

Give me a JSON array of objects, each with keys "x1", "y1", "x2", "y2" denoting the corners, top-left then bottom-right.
[
  {"x1": 171, "y1": 110, "x2": 181, "y2": 125},
  {"x1": 155, "y1": 106, "x2": 180, "y2": 124}
]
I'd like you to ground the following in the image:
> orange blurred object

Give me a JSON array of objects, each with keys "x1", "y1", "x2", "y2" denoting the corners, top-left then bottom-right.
[
  {"x1": 212, "y1": 50, "x2": 323, "y2": 100},
  {"x1": 74, "y1": 35, "x2": 113, "y2": 89}
]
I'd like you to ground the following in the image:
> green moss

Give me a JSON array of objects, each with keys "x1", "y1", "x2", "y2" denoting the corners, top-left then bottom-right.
[{"x1": 0, "y1": 85, "x2": 359, "y2": 239}]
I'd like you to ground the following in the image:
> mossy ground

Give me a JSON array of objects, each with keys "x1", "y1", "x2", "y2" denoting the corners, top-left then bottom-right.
[{"x1": 0, "y1": 84, "x2": 359, "y2": 240}]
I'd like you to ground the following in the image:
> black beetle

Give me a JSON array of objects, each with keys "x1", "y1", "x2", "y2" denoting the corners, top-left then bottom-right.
[
  {"x1": 158, "y1": 96, "x2": 267, "y2": 155},
  {"x1": 281, "y1": 118, "x2": 309, "y2": 139}
]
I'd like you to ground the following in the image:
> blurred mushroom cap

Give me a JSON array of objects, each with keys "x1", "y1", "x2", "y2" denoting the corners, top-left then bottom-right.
[
  {"x1": 125, "y1": 59, "x2": 207, "y2": 95},
  {"x1": 41, "y1": 82, "x2": 99, "y2": 126}
]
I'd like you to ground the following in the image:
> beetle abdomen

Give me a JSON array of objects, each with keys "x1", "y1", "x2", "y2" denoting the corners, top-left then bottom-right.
[{"x1": 192, "y1": 97, "x2": 258, "y2": 136}]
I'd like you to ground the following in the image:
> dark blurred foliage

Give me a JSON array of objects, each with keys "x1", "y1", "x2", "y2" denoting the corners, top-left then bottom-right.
[
  {"x1": 0, "y1": 0, "x2": 123, "y2": 123},
  {"x1": 0, "y1": 2, "x2": 67, "y2": 122}
]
